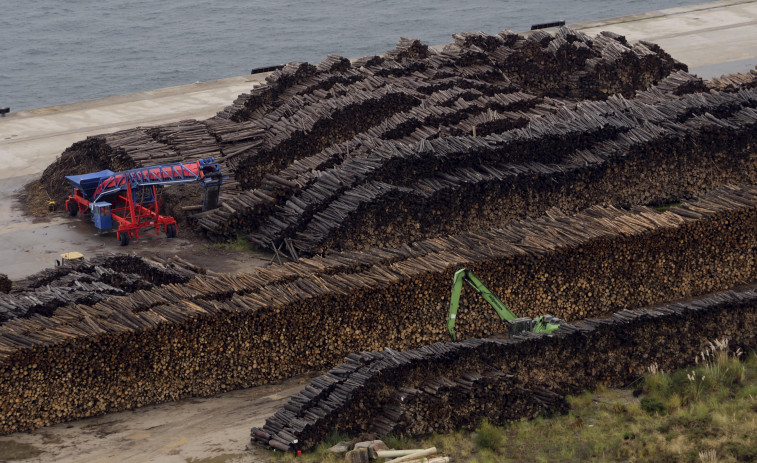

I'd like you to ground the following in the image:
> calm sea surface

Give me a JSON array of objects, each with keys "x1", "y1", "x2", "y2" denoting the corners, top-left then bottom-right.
[{"x1": 1, "y1": 0, "x2": 700, "y2": 111}]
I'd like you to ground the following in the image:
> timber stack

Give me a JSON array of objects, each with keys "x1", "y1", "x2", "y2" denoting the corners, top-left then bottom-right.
[
  {"x1": 1, "y1": 184, "x2": 756, "y2": 434},
  {"x1": 706, "y1": 65, "x2": 757, "y2": 92},
  {"x1": 184, "y1": 58, "x2": 753, "y2": 253},
  {"x1": 252, "y1": 287, "x2": 757, "y2": 451},
  {"x1": 34, "y1": 26, "x2": 692, "y2": 241},
  {"x1": 15, "y1": 22, "x2": 757, "y2": 445}
]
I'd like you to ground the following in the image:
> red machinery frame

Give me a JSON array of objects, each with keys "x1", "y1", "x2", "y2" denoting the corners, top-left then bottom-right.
[
  {"x1": 65, "y1": 158, "x2": 222, "y2": 245},
  {"x1": 66, "y1": 182, "x2": 176, "y2": 245},
  {"x1": 111, "y1": 183, "x2": 176, "y2": 244}
]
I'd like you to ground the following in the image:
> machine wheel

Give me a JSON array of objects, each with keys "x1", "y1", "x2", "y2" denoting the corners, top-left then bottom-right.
[
  {"x1": 166, "y1": 224, "x2": 176, "y2": 239},
  {"x1": 67, "y1": 201, "x2": 78, "y2": 216},
  {"x1": 119, "y1": 232, "x2": 130, "y2": 246}
]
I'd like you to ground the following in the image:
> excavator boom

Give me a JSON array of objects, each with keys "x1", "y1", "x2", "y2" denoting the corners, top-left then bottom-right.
[{"x1": 447, "y1": 268, "x2": 561, "y2": 340}]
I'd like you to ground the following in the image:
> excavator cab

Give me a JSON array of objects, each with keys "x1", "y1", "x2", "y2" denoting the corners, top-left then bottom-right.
[{"x1": 508, "y1": 317, "x2": 535, "y2": 336}]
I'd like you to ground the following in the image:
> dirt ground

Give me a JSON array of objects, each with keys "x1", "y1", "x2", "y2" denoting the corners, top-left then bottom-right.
[
  {"x1": 0, "y1": 175, "x2": 273, "y2": 280},
  {"x1": 0, "y1": 375, "x2": 316, "y2": 463}
]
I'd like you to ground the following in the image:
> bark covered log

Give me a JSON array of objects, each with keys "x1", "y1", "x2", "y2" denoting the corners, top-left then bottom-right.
[{"x1": 0, "y1": 185, "x2": 755, "y2": 434}]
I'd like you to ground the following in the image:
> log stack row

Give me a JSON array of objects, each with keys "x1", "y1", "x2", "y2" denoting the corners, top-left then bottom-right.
[
  {"x1": 706, "y1": 65, "x2": 757, "y2": 92},
  {"x1": 35, "y1": 27, "x2": 686, "y2": 235},
  {"x1": 254, "y1": 366, "x2": 566, "y2": 452},
  {"x1": 0, "y1": 184, "x2": 755, "y2": 433},
  {"x1": 0, "y1": 282, "x2": 123, "y2": 324},
  {"x1": 272, "y1": 91, "x2": 757, "y2": 254},
  {"x1": 197, "y1": 71, "x2": 755, "y2": 252},
  {"x1": 252, "y1": 287, "x2": 757, "y2": 451},
  {"x1": 372, "y1": 372, "x2": 567, "y2": 439}
]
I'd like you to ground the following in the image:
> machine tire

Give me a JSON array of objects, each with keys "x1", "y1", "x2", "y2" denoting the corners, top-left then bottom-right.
[
  {"x1": 166, "y1": 224, "x2": 176, "y2": 239},
  {"x1": 119, "y1": 232, "x2": 130, "y2": 246},
  {"x1": 67, "y1": 201, "x2": 78, "y2": 216}
]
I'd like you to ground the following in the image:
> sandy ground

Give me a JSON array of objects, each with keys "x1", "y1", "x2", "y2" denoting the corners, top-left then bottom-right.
[{"x1": 0, "y1": 375, "x2": 315, "y2": 463}]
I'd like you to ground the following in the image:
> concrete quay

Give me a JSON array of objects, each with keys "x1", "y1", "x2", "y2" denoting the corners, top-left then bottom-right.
[{"x1": 1, "y1": 0, "x2": 756, "y2": 183}]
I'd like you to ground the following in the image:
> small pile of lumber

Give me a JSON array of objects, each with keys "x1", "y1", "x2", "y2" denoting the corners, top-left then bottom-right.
[{"x1": 339, "y1": 443, "x2": 448, "y2": 463}]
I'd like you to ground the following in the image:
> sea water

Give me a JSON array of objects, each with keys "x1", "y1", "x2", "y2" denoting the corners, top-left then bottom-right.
[{"x1": 0, "y1": 0, "x2": 700, "y2": 111}]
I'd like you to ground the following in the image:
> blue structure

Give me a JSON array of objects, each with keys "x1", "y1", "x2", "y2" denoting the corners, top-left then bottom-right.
[
  {"x1": 64, "y1": 170, "x2": 115, "y2": 201},
  {"x1": 92, "y1": 202, "x2": 113, "y2": 232},
  {"x1": 64, "y1": 158, "x2": 224, "y2": 245}
]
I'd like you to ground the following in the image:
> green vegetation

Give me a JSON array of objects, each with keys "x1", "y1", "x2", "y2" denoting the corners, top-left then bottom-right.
[
  {"x1": 212, "y1": 233, "x2": 258, "y2": 252},
  {"x1": 651, "y1": 201, "x2": 683, "y2": 211},
  {"x1": 277, "y1": 341, "x2": 757, "y2": 462}
]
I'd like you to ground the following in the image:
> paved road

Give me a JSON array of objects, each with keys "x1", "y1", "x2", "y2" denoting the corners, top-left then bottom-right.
[
  {"x1": 0, "y1": 75, "x2": 266, "y2": 181},
  {"x1": 573, "y1": 0, "x2": 757, "y2": 70}
]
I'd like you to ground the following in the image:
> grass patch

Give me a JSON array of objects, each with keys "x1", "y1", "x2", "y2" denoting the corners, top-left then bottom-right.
[
  {"x1": 640, "y1": 396, "x2": 668, "y2": 415},
  {"x1": 651, "y1": 201, "x2": 682, "y2": 211},
  {"x1": 474, "y1": 419, "x2": 504, "y2": 451},
  {"x1": 321, "y1": 430, "x2": 352, "y2": 448},
  {"x1": 213, "y1": 233, "x2": 258, "y2": 252}
]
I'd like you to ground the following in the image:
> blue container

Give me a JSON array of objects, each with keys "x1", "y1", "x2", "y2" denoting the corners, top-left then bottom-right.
[{"x1": 92, "y1": 202, "x2": 113, "y2": 231}]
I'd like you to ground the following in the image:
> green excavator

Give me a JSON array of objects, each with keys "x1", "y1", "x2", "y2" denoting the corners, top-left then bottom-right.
[{"x1": 447, "y1": 268, "x2": 562, "y2": 341}]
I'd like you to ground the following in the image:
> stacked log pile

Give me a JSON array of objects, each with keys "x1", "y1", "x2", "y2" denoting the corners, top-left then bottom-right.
[
  {"x1": 375, "y1": 372, "x2": 567, "y2": 438},
  {"x1": 231, "y1": 85, "x2": 422, "y2": 188},
  {"x1": 252, "y1": 287, "x2": 757, "y2": 451},
  {"x1": 190, "y1": 67, "x2": 754, "y2": 251},
  {"x1": 706, "y1": 65, "x2": 757, "y2": 92},
  {"x1": 35, "y1": 27, "x2": 688, "y2": 237},
  {"x1": 0, "y1": 254, "x2": 202, "y2": 325},
  {"x1": 241, "y1": 84, "x2": 757, "y2": 254},
  {"x1": 0, "y1": 184, "x2": 755, "y2": 433},
  {"x1": 0, "y1": 283, "x2": 123, "y2": 324},
  {"x1": 255, "y1": 365, "x2": 566, "y2": 452}
]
